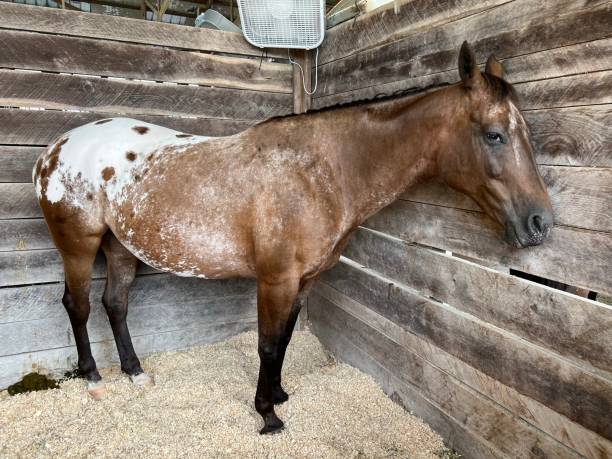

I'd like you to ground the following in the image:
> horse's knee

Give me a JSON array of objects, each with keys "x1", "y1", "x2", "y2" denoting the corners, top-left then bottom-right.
[
  {"x1": 62, "y1": 289, "x2": 90, "y2": 322},
  {"x1": 102, "y1": 295, "x2": 128, "y2": 322}
]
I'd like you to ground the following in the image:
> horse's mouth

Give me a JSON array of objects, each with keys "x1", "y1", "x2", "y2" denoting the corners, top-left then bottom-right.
[{"x1": 504, "y1": 223, "x2": 548, "y2": 249}]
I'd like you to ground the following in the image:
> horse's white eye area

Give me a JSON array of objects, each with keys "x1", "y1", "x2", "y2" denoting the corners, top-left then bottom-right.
[{"x1": 485, "y1": 132, "x2": 506, "y2": 145}]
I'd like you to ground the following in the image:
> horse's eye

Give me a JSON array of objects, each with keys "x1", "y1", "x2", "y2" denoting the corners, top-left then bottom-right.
[{"x1": 485, "y1": 132, "x2": 505, "y2": 145}]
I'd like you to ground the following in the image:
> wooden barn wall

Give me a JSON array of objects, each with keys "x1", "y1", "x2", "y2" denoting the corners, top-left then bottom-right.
[
  {"x1": 307, "y1": 1, "x2": 612, "y2": 458},
  {"x1": 0, "y1": 3, "x2": 293, "y2": 389}
]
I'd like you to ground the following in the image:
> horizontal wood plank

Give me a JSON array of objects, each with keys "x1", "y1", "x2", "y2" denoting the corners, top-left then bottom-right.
[
  {"x1": 0, "y1": 219, "x2": 51, "y2": 252},
  {"x1": 0, "y1": 273, "x2": 255, "y2": 324},
  {"x1": 0, "y1": 184, "x2": 40, "y2": 219},
  {"x1": 401, "y1": 166, "x2": 612, "y2": 233},
  {"x1": 309, "y1": 291, "x2": 587, "y2": 457},
  {"x1": 342, "y1": 228, "x2": 612, "y2": 375},
  {"x1": 526, "y1": 106, "x2": 612, "y2": 167},
  {"x1": 313, "y1": 37, "x2": 612, "y2": 109},
  {"x1": 311, "y1": 275, "x2": 612, "y2": 458},
  {"x1": 0, "y1": 70, "x2": 292, "y2": 120},
  {"x1": 0, "y1": 29, "x2": 292, "y2": 92},
  {"x1": 1, "y1": 292, "x2": 255, "y2": 356},
  {"x1": 364, "y1": 200, "x2": 612, "y2": 296},
  {"x1": 0, "y1": 108, "x2": 253, "y2": 145},
  {"x1": 315, "y1": 0, "x2": 611, "y2": 98},
  {"x1": 320, "y1": 0, "x2": 509, "y2": 64},
  {"x1": 0, "y1": 318, "x2": 256, "y2": 389},
  {"x1": 0, "y1": 249, "x2": 160, "y2": 287},
  {"x1": 0, "y1": 2, "x2": 280, "y2": 57},
  {"x1": 0, "y1": 146, "x2": 44, "y2": 183}
]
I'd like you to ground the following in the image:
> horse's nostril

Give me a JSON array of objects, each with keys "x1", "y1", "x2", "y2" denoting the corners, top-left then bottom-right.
[{"x1": 527, "y1": 212, "x2": 550, "y2": 238}]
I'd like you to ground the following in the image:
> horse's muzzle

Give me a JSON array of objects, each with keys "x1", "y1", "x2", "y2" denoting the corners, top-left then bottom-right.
[{"x1": 504, "y1": 209, "x2": 553, "y2": 248}]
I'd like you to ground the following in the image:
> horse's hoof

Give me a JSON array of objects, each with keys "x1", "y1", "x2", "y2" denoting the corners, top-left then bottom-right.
[
  {"x1": 259, "y1": 413, "x2": 284, "y2": 435},
  {"x1": 130, "y1": 372, "x2": 154, "y2": 387},
  {"x1": 272, "y1": 386, "x2": 289, "y2": 405},
  {"x1": 87, "y1": 380, "x2": 106, "y2": 400}
]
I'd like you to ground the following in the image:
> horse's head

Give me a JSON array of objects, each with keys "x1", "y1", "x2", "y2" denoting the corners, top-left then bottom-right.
[{"x1": 438, "y1": 41, "x2": 553, "y2": 248}]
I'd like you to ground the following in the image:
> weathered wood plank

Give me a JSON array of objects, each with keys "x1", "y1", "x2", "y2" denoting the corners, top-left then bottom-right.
[
  {"x1": 0, "y1": 292, "x2": 255, "y2": 356},
  {"x1": 0, "y1": 249, "x2": 160, "y2": 287},
  {"x1": 0, "y1": 2, "x2": 280, "y2": 57},
  {"x1": 526, "y1": 106, "x2": 612, "y2": 167},
  {"x1": 320, "y1": 0, "x2": 509, "y2": 64},
  {"x1": 309, "y1": 292, "x2": 586, "y2": 457},
  {"x1": 313, "y1": 263, "x2": 612, "y2": 441},
  {"x1": 0, "y1": 318, "x2": 256, "y2": 389},
  {"x1": 314, "y1": 38, "x2": 612, "y2": 108},
  {"x1": 315, "y1": 0, "x2": 611, "y2": 98},
  {"x1": 401, "y1": 166, "x2": 612, "y2": 233},
  {"x1": 0, "y1": 70, "x2": 292, "y2": 121},
  {"x1": 0, "y1": 108, "x2": 253, "y2": 145},
  {"x1": 311, "y1": 273, "x2": 612, "y2": 458},
  {"x1": 0, "y1": 146, "x2": 44, "y2": 183},
  {"x1": 0, "y1": 29, "x2": 292, "y2": 93},
  {"x1": 341, "y1": 228, "x2": 612, "y2": 375},
  {"x1": 0, "y1": 273, "x2": 255, "y2": 324},
  {"x1": 0, "y1": 184, "x2": 40, "y2": 219},
  {"x1": 364, "y1": 200, "x2": 612, "y2": 296},
  {"x1": 310, "y1": 313, "x2": 508, "y2": 459},
  {"x1": 0, "y1": 219, "x2": 51, "y2": 252}
]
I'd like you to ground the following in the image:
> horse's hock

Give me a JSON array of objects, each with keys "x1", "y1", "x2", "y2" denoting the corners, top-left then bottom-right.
[{"x1": 0, "y1": 2, "x2": 610, "y2": 458}]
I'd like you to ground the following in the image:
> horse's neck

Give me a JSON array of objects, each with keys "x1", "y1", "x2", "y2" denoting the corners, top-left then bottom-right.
[{"x1": 321, "y1": 88, "x2": 455, "y2": 226}]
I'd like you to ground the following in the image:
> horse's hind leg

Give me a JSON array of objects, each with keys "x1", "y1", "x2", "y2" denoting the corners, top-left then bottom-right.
[
  {"x1": 59, "y1": 232, "x2": 106, "y2": 399},
  {"x1": 100, "y1": 231, "x2": 152, "y2": 386}
]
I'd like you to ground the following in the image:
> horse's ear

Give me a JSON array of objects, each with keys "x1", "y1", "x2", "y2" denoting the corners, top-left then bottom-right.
[
  {"x1": 485, "y1": 54, "x2": 504, "y2": 79},
  {"x1": 458, "y1": 41, "x2": 482, "y2": 89}
]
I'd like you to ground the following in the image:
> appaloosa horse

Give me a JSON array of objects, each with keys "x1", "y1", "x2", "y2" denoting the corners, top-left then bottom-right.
[{"x1": 34, "y1": 42, "x2": 552, "y2": 434}]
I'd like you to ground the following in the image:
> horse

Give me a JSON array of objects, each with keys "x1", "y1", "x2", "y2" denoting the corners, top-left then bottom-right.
[{"x1": 33, "y1": 41, "x2": 553, "y2": 434}]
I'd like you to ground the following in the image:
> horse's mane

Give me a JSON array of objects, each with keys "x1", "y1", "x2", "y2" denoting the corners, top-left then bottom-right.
[{"x1": 261, "y1": 73, "x2": 517, "y2": 125}]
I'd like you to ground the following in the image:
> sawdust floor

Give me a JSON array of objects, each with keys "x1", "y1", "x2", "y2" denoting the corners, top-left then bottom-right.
[{"x1": 1, "y1": 329, "x2": 445, "y2": 458}]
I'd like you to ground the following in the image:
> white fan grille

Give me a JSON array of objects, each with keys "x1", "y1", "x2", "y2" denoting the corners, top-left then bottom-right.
[{"x1": 237, "y1": 0, "x2": 325, "y2": 49}]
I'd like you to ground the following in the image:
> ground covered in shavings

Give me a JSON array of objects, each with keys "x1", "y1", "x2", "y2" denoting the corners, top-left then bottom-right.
[{"x1": 0, "y1": 330, "x2": 444, "y2": 458}]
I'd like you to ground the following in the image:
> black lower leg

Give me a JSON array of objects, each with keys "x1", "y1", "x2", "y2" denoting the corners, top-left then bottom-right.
[
  {"x1": 63, "y1": 288, "x2": 101, "y2": 382},
  {"x1": 271, "y1": 300, "x2": 302, "y2": 404},
  {"x1": 255, "y1": 340, "x2": 285, "y2": 434},
  {"x1": 103, "y1": 296, "x2": 143, "y2": 376}
]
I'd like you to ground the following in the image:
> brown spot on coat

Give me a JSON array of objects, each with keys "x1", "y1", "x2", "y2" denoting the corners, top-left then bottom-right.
[
  {"x1": 126, "y1": 151, "x2": 137, "y2": 161},
  {"x1": 133, "y1": 126, "x2": 149, "y2": 135},
  {"x1": 176, "y1": 134, "x2": 193, "y2": 138},
  {"x1": 147, "y1": 154, "x2": 154, "y2": 161},
  {"x1": 86, "y1": 193, "x2": 94, "y2": 200},
  {"x1": 95, "y1": 119, "x2": 112, "y2": 125},
  {"x1": 41, "y1": 137, "x2": 68, "y2": 179},
  {"x1": 102, "y1": 167, "x2": 115, "y2": 181}
]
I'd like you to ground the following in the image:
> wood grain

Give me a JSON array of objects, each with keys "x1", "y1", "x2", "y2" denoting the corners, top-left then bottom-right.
[
  {"x1": 0, "y1": 184, "x2": 40, "y2": 219},
  {"x1": 0, "y1": 146, "x2": 44, "y2": 183},
  {"x1": 401, "y1": 166, "x2": 612, "y2": 233},
  {"x1": 1, "y1": 292, "x2": 255, "y2": 356},
  {"x1": 0, "y1": 70, "x2": 292, "y2": 120},
  {"x1": 310, "y1": 273, "x2": 612, "y2": 458},
  {"x1": 313, "y1": 38, "x2": 612, "y2": 109},
  {"x1": 319, "y1": 0, "x2": 509, "y2": 64},
  {"x1": 0, "y1": 29, "x2": 291, "y2": 93},
  {"x1": 0, "y1": 108, "x2": 253, "y2": 146},
  {"x1": 314, "y1": 0, "x2": 611, "y2": 98},
  {"x1": 342, "y1": 228, "x2": 612, "y2": 375},
  {"x1": 0, "y1": 319, "x2": 256, "y2": 389},
  {"x1": 309, "y1": 291, "x2": 587, "y2": 457},
  {"x1": 0, "y1": 249, "x2": 159, "y2": 288},
  {"x1": 0, "y1": 273, "x2": 255, "y2": 324},
  {"x1": 364, "y1": 200, "x2": 612, "y2": 296},
  {"x1": 0, "y1": 219, "x2": 52, "y2": 252},
  {"x1": 0, "y1": 2, "x2": 279, "y2": 57}
]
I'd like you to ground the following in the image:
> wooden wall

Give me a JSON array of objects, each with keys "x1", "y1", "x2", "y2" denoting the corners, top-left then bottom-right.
[
  {"x1": 308, "y1": 1, "x2": 612, "y2": 458},
  {"x1": 0, "y1": 3, "x2": 293, "y2": 389}
]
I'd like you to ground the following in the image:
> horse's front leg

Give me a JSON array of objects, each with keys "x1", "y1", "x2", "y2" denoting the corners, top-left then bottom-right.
[{"x1": 255, "y1": 271, "x2": 301, "y2": 434}]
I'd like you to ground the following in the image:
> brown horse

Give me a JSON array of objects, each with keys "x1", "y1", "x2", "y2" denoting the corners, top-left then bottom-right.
[{"x1": 33, "y1": 42, "x2": 552, "y2": 434}]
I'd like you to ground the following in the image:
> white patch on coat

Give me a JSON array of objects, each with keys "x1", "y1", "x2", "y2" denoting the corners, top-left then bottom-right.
[{"x1": 35, "y1": 118, "x2": 208, "y2": 206}]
